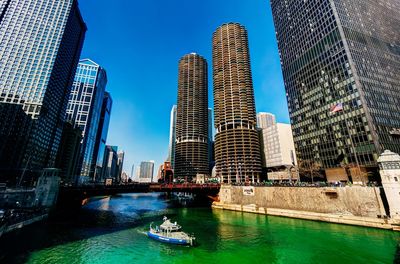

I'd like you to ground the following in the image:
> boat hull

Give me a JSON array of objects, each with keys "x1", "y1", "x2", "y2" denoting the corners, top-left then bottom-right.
[{"x1": 147, "y1": 231, "x2": 191, "y2": 245}]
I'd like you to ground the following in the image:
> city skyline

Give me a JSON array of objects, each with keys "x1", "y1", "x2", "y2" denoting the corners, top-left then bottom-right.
[
  {"x1": 1, "y1": 1, "x2": 400, "y2": 262},
  {"x1": 78, "y1": 0, "x2": 289, "y2": 171}
]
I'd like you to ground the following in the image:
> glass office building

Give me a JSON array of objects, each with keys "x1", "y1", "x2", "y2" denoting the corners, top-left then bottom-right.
[
  {"x1": 55, "y1": 121, "x2": 82, "y2": 183},
  {"x1": 212, "y1": 23, "x2": 262, "y2": 183},
  {"x1": 270, "y1": 0, "x2": 400, "y2": 169},
  {"x1": 93, "y1": 91, "x2": 112, "y2": 182},
  {"x1": 66, "y1": 59, "x2": 107, "y2": 182},
  {"x1": 0, "y1": 0, "x2": 86, "y2": 181},
  {"x1": 175, "y1": 53, "x2": 209, "y2": 180},
  {"x1": 0, "y1": 101, "x2": 33, "y2": 183},
  {"x1": 101, "y1": 145, "x2": 118, "y2": 181}
]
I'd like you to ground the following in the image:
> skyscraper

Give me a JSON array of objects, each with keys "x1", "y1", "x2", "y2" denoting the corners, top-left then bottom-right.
[
  {"x1": 93, "y1": 91, "x2": 112, "y2": 181},
  {"x1": 212, "y1": 23, "x2": 262, "y2": 183},
  {"x1": 66, "y1": 59, "x2": 107, "y2": 183},
  {"x1": 130, "y1": 164, "x2": 135, "y2": 180},
  {"x1": 101, "y1": 145, "x2": 118, "y2": 181},
  {"x1": 135, "y1": 165, "x2": 141, "y2": 182},
  {"x1": 55, "y1": 121, "x2": 82, "y2": 183},
  {"x1": 0, "y1": 0, "x2": 86, "y2": 181},
  {"x1": 139, "y1": 161, "x2": 154, "y2": 183},
  {"x1": 174, "y1": 53, "x2": 209, "y2": 181},
  {"x1": 0, "y1": 102, "x2": 32, "y2": 184},
  {"x1": 117, "y1": 150, "x2": 125, "y2": 183},
  {"x1": 265, "y1": 123, "x2": 297, "y2": 167},
  {"x1": 167, "y1": 105, "x2": 177, "y2": 169},
  {"x1": 270, "y1": 0, "x2": 400, "y2": 171},
  {"x1": 208, "y1": 108, "x2": 215, "y2": 172},
  {"x1": 257, "y1": 112, "x2": 276, "y2": 129}
]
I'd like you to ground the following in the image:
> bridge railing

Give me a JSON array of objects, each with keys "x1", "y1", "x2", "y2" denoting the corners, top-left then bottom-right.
[{"x1": 60, "y1": 183, "x2": 221, "y2": 191}]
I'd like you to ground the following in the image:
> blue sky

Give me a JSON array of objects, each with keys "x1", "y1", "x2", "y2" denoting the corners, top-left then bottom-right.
[{"x1": 79, "y1": 0, "x2": 289, "y2": 175}]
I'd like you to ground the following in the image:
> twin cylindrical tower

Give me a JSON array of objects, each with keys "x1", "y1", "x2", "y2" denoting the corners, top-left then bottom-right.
[
  {"x1": 174, "y1": 53, "x2": 209, "y2": 180},
  {"x1": 174, "y1": 23, "x2": 262, "y2": 183},
  {"x1": 212, "y1": 23, "x2": 262, "y2": 183}
]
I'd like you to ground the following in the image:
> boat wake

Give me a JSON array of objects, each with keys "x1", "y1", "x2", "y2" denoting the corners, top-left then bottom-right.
[{"x1": 137, "y1": 230, "x2": 148, "y2": 236}]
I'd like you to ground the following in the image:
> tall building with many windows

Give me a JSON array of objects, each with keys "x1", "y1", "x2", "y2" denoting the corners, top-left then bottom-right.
[
  {"x1": 257, "y1": 112, "x2": 276, "y2": 129},
  {"x1": 0, "y1": 101, "x2": 33, "y2": 184},
  {"x1": 0, "y1": 0, "x2": 86, "y2": 182},
  {"x1": 212, "y1": 23, "x2": 262, "y2": 183},
  {"x1": 263, "y1": 123, "x2": 297, "y2": 167},
  {"x1": 270, "y1": 0, "x2": 400, "y2": 171},
  {"x1": 139, "y1": 161, "x2": 154, "y2": 183},
  {"x1": 174, "y1": 53, "x2": 209, "y2": 181},
  {"x1": 66, "y1": 59, "x2": 107, "y2": 183},
  {"x1": 167, "y1": 105, "x2": 177, "y2": 169},
  {"x1": 55, "y1": 121, "x2": 82, "y2": 183},
  {"x1": 257, "y1": 113, "x2": 297, "y2": 168},
  {"x1": 116, "y1": 150, "x2": 125, "y2": 183},
  {"x1": 208, "y1": 108, "x2": 215, "y2": 172},
  {"x1": 93, "y1": 91, "x2": 112, "y2": 181},
  {"x1": 101, "y1": 145, "x2": 118, "y2": 181}
]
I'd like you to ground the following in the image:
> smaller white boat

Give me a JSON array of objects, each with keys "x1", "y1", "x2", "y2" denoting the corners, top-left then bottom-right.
[{"x1": 147, "y1": 216, "x2": 195, "y2": 246}]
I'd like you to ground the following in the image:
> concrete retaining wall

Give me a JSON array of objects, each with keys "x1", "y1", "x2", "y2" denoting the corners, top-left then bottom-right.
[
  {"x1": 214, "y1": 185, "x2": 400, "y2": 231},
  {"x1": 219, "y1": 186, "x2": 386, "y2": 217}
]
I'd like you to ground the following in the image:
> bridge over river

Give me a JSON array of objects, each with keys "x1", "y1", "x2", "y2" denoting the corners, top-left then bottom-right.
[{"x1": 57, "y1": 183, "x2": 221, "y2": 208}]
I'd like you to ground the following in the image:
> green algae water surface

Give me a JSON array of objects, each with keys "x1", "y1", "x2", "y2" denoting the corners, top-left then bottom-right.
[{"x1": 0, "y1": 193, "x2": 399, "y2": 264}]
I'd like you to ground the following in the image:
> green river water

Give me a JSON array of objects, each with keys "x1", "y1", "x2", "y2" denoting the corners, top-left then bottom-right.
[{"x1": 0, "y1": 193, "x2": 399, "y2": 264}]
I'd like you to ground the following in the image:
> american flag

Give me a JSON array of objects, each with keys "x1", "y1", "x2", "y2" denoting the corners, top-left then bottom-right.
[{"x1": 330, "y1": 102, "x2": 343, "y2": 113}]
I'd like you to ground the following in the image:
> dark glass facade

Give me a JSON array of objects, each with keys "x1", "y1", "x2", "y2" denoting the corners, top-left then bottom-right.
[
  {"x1": 0, "y1": 102, "x2": 33, "y2": 184},
  {"x1": 55, "y1": 121, "x2": 82, "y2": 183},
  {"x1": 117, "y1": 151, "x2": 124, "y2": 183},
  {"x1": 174, "y1": 53, "x2": 209, "y2": 181},
  {"x1": 66, "y1": 59, "x2": 107, "y2": 183},
  {"x1": 0, "y1": 0, "x2": 86, "y2": 182},
  {"x1": 212, "y1": 23, "x2": 262, "y2": 183},
  {"x1": 101, "y1": 145, "x2": 118, "y2": 181},
  {"x1": 270, "y1": 0, "x2": 400, "y2": 169},
  {"x1": 93, "y1": 91, "x2": 112, "y2": 182}
]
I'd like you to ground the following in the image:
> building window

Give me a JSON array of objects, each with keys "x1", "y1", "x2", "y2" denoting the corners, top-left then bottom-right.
[{"x1": 395, "y1": 177, "x2": 398, "y2": 182}]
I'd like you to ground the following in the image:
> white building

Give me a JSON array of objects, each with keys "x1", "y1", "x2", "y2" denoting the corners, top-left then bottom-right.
[
  {"x1": 378, "y1": 150, "x2": 400, "y2": 221},
  {"x1": 262, "y1": 123, "x2": 297, "y2": 167},
  {"x1": 257, "y1": 113, "x2": 298, "y2": 182},
  {"x1": 257, "y1": 112, "x2": 276, "y2": 129},
  {"x1": 257, "y1": 113, "x2": 297, "y2": 168},
  {"x1": 167, "y1": 105, "x2": 177, "y2": 168},
  {"x1": 135, "y1": 165, "x2": 141, "y2": 182}
]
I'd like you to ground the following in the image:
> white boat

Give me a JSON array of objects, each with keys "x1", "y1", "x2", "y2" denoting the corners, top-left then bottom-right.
[{"x1": 147, "y1": 216, "x2": 195, "y2": 246}]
